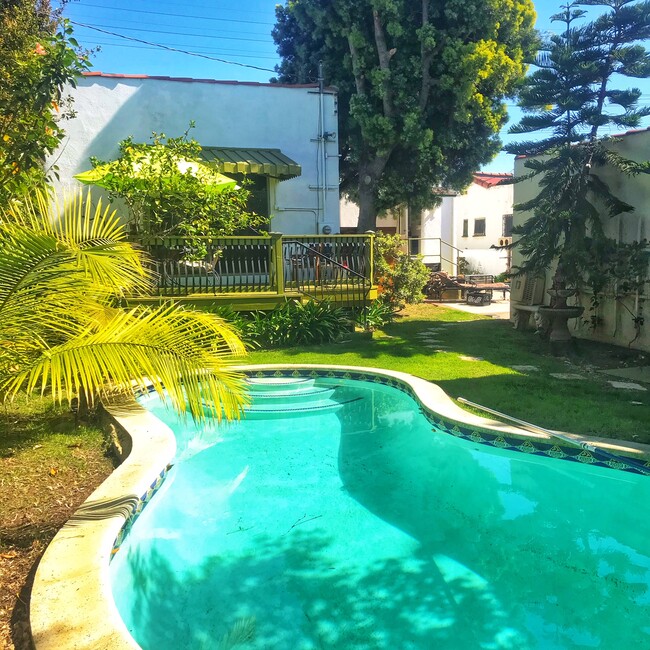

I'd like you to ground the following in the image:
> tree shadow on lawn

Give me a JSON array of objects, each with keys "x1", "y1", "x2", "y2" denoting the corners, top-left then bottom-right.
[{"x1": 0, "y1": 401, "x2": 83, "y2": 457}]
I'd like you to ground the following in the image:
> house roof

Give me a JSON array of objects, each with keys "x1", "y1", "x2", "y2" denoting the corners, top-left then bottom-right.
[
  {"x1": 81, "y1": 72, "x2": 337, "y2": 92},
  {"x1": 200, "y1": 147, "x2": 301, "y2": 180},
  {"x1": 473, "y1": 172, "x2": 513, "y2": 188}
]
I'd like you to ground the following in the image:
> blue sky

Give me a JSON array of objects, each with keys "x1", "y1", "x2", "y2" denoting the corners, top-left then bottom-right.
[{"x1": 61, "y1": 0, "x2": 650, "y2": 174}]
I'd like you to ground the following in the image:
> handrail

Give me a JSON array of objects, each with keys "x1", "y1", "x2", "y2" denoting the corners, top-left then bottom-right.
[
  {"x1": 457, "y1": 397, "x2": 650, "y2": 476},
  {"x1": 285, "y1": 239, "x2": 368, "y2": 281}
]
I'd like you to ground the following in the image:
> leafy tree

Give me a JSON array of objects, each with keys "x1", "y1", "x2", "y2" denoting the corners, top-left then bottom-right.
[
  {"x1": 0, "y1": 190, "x2": 248, "y2": 422},
  {"x1": 374, "y1": 232, "x2": 430, "y2": 310},
  {"x1": 506, "y1": 0, "x2": 650, "y2": 307},
  {"x1": 85, "y1": 127, "x2": 268, "y2": 259},
  {"x1": 0, "y1": 1, "x2": 89, "y2": 205},
  {"x1": 273, "y1": 0, "x2": 537, "y2": 231}
]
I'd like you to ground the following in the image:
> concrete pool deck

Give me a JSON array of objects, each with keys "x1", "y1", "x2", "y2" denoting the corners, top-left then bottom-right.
[{"x1": 29, "y1": 364, "x2": 650, "y2": 650}]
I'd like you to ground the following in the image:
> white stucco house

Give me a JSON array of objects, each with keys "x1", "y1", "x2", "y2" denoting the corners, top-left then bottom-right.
[
  {"x1": 340, "y1": 172, "x2": 514, "y2": 276},
  {"x1": 50, "y1": 72, "x2": 340, "y2": 235},
  {"x1": 512, "y1": 127, "x2": 650, "y2": 353}
]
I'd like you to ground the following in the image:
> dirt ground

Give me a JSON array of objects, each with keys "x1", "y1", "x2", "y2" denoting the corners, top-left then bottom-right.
[{"x1": 0, "y1": 405, "x2": 115, "y2": 650}]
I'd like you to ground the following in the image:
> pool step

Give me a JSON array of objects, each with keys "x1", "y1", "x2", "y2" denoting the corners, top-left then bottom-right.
[{"x1": 243, "y1": 377, "x2": 344, "y2": 418}]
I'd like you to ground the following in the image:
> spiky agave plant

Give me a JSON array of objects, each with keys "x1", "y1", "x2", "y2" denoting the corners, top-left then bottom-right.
[{"x1": 0, "y1": 189, "x2": 249, "y2": 421}]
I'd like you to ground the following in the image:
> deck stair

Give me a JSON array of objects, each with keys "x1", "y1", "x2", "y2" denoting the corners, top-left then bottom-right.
[{"x1": 243, "y1": 377, "x2": 344, "y2": 418}]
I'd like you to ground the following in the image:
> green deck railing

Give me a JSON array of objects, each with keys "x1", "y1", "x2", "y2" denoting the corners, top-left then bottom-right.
[{"x1": 131, "y1": 233, "x2": 375, "y2": 305}]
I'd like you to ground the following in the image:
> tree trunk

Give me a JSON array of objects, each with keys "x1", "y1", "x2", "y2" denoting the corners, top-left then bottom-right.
[
  {"x1": 356, "y1": 154, "x2": 391, "y2": 232},
  {"x1": 357, "y1": 175, "x2": 378, "y2": 232}
]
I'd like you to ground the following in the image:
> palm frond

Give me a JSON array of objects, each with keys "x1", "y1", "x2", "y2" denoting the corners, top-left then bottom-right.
[{"x1": 2, "y1": 304, "x2": 249, "y2": 421}]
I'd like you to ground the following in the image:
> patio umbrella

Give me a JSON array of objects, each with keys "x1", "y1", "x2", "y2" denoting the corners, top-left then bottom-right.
[{"x1": 74, "y1": 151, "x2": 239, "y2": 193}]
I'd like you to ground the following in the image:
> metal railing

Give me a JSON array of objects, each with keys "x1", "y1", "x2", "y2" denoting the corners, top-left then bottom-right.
[
  {"x1": 283, "y1": 239, "x2": 372, "y2": 314},
  {"x1": 131, "y1": 233, "x2": 374, "y2": 298}
]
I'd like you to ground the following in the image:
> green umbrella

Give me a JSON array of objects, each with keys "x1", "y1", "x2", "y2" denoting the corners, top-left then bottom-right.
[{"x1": 74, "y1": 151, "x2": 239, "y2": 193}]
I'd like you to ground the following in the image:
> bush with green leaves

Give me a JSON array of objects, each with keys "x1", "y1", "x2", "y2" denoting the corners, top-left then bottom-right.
[
  {"x1": 87, "y1": 125, "x2": 268, "y2": 258},
  {"x1": 355, "y1": 299, "x2": 395, "y2": 331},
  {"x1": 374, "y1": 232, "x2": 430, "y2": 311},
  {"x1": 226, "y1": 300, "x2": 352, "y2": 349}
]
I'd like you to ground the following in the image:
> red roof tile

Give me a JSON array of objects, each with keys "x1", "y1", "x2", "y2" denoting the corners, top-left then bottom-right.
[{"x1": 473, "y1": 172, "x2": 513, "y2": 188}]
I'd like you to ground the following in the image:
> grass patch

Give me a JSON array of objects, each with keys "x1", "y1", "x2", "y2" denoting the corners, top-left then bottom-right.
[
  {"x1": 0, "y1": 396, "x2": 114, "y2": 650},
  {"x1": 249, "y1": 303, "x2": 650, "y2": 443}
]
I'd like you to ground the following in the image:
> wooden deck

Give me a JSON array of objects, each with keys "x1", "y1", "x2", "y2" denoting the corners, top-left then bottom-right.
[{"x1": 128, "y1": 233, "x2": 377, "y2": 311}]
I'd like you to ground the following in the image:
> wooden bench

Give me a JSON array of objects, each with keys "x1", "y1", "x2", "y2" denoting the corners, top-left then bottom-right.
[{"x1": 510, "y1": 274, "x2": 546, "y2": 330}]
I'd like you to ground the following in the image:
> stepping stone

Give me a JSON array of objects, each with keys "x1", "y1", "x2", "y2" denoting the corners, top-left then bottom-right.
[
  {"x1": 511, "y1": 365, "x2": 540, "y2": 372},
  {"x1": 460, "y1": 355, "x2": 483, "y2": 361},
  {"x1": 631, "y1": 401, "x2": 644, "y2": 405},
  {"x1": 550, "y1": 373, "x2": 585, "y2": 380},
  {"x1": 608, "y1": 381, "x2": 647, "y2": 391},
  {"x1": 424, "y1": 344, "x2": 449, "y2": 350}
]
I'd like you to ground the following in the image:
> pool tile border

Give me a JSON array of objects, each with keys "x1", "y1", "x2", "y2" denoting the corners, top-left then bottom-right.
[
  {"x1": 30, "y1": 363, "x2": 650, "y2": 650},
  {"x1": 244, "y1": 366, "x2": 650, "y2": 476}
]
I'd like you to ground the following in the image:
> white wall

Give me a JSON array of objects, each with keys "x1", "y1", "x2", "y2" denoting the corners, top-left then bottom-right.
[
  {"x1": 512, "y1": 129, "x2": 650, "y2": 352},
  {"x1": 451, "y1": 180, "x2": 512, "y2": 275},
  {"x1": 50, "y1": 73, "x2": 340, "y2": 235},
  {"x1": 416, "y1": 177, "x2": 513, "y2": 275}
]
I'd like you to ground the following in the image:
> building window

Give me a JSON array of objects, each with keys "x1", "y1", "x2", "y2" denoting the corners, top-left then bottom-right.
[
  {"x1": 474, "y1": 218, "x2": 486, "y2": 237},
  {"x1": 462, "y1": 219, "x2": 468, "y2": 238},
  {"x1": 503, "y1": 214, "x2": 513, "y2": 237}
]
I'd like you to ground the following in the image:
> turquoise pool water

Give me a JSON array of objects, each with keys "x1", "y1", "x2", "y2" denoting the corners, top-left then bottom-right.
[{"x1": 111, "y1": 376, "x2": 650, "y2": 649}]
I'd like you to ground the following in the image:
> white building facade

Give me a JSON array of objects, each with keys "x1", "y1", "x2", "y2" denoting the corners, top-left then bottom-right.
[
  {"x1": 512, "y1": 128, "x2": 650, "y2": 352},
  {"x1": 50, "y1": 72, "x2": 340, "y2": 235},
  {"x1": 340, "y1": 172, "x2": 513, "y2": 276}
]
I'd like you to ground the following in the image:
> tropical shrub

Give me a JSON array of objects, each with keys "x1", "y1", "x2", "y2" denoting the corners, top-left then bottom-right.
[
  {"x1": 355, "y1": 299, "x2": 395, "y2": 331},
  {"x1": 0, "y1": 190, "x2": 248, "y2": 421},
  {"x1": 86, "y1": 125, "x2": 268, "y2": 259},
  {"x1": 245, "y1": 301, "x2": 351, "y2": 348},
  {"x1": 374, "y1": 232, "x2": 430, "y2": 311}
]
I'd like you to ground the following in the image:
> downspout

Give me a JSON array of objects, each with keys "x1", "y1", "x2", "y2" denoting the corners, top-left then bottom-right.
[{"x1": 318, "y1": 61, "x2": 327, "y2": 230}]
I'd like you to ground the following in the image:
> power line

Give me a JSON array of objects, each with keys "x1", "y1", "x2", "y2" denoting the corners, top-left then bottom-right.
[
  {"x1": 71, "y1": 21, "x2": 277, "y2": 72},
  {"x1": 63, "y1": 0, "x2": 273, "y2": 20},
  {"x1": 88, "y1": 39, "x2": 278, "y2": 60},
  {"x1": 76, "y1": 3, "x2": 274, "y2": 27},
  {"x1": 72, "y1": 21, "x2": 272, "y2": 43}
]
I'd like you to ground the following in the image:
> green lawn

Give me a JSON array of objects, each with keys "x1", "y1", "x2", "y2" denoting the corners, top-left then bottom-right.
[{"x1": 248, "y1": 303, "x2": 650, "y2": 443}]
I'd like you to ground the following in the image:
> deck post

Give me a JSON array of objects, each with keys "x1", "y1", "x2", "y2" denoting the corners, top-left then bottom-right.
[
  {"x1": 365, "y1": 231, "x2": 375, "y2": 286},
  {"x1": 270, "y1": 232, "x2": 285, "y2": 296}
]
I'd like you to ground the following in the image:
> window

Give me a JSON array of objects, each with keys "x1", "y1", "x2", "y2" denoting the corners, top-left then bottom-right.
[
  {"x1": 503, "y1": 214, "x2": 513, "y2": 237},
  {"x1": 462, "y1": 219, "x2": 469, "y2": 238},
  {"x1": 473, "y1": 218, "x2": 486, "y2": 237}
]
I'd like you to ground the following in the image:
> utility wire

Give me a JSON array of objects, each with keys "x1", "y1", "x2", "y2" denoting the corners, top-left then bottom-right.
[
  {"x1": 71, "y1": 21, "x2": 271, "y2": 43},
  {"x1": 71, "y1": 21, "x2": 277, "y2": 73},
  {"x1": 77, "y1": 3, "x2": 274, "y2": 27},
  {"x1": 88, "y1": 39, "x2": 278, "y2": 60}
]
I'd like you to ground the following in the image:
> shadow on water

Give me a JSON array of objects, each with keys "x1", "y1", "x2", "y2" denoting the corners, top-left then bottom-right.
[
  {"x1": 117, "y1": 385, "x2": 650, "y2": 650},
  {"x1": 336, "y1": 389, "x2": 650, "y2": 648},
  {"x1": 122, "y1": 528, "x2": 519, "y2": 650}
]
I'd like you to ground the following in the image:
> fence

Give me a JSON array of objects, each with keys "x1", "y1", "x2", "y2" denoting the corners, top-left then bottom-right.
[{"x1": 131, "y1": 233, "x2": 374, "y2": 305}]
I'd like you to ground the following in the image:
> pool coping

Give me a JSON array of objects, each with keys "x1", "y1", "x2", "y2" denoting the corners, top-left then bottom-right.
[{"x1": 30, "y1": 363, "x2": 650, "y2": 650}]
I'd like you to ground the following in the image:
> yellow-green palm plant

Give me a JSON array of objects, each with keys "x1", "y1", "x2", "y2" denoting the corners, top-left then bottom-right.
[{"x1": 0, "y1": 190, "x2": 248, "y2": 421}]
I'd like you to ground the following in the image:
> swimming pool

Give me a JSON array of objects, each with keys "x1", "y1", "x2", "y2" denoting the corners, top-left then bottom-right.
[{"x1": 109, "y1": 369, "x2": 650, "y2": 649}]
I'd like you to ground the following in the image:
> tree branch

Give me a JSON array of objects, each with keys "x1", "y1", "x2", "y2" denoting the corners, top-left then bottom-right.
[
  {"x1": 347, "y1": 34, "x2": 366, "y2": 96},
  {"x1": 420, "y1": 0, "x2": 433, "y2": 111},
  {"x1": 372, "y1": 9, "x2": 395, "y2": 118}
]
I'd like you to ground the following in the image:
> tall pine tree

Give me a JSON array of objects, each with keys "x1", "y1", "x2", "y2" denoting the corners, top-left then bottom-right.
[{"x1": 506, "y1": 0, "x2": 650, "y2": 303}]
